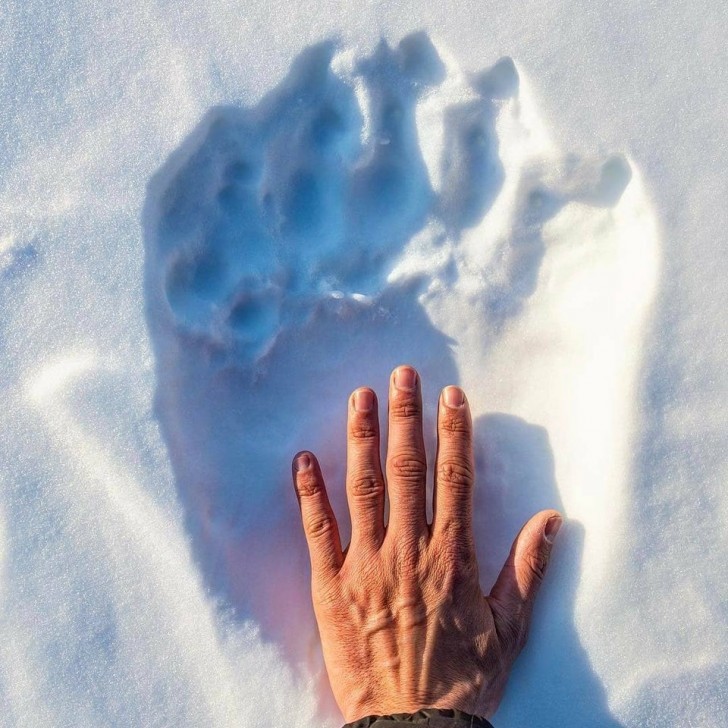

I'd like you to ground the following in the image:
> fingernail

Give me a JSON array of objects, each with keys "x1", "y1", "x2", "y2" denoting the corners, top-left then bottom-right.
[
  {"x1": 394, "y1": 366, "x2": 417, "y2": 391},
  {"x1": 354, "y1": 389, "x2": 374, "y2": 413},
  {"x1": 294, "y1": 452, "x2": 312, "y2": 472},
  {"x1": 442, "y1": 385, "x2": 464, "y2": 408},
  {"x1": 544, "y1": 516, "x2": 563, "y2": 544}
]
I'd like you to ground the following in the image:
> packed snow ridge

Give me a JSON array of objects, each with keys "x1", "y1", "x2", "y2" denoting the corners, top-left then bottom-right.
[{"x1": 143, "y1": 32, "x2": 658, "y2": 725}]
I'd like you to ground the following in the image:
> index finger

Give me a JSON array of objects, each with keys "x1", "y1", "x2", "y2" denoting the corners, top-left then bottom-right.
[{"x1": 431, "y1": 385, "x2": 475, "y2": 545}]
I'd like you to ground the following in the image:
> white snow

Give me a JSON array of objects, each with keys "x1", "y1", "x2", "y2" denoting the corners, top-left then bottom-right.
[{"x1": 1, "y1": 3, "x2": 727, "y2": 727}]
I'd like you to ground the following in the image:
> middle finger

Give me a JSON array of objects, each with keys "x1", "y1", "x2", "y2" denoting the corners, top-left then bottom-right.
[{"x1": 386, "y1": 365, "x2": 428, "y2": 538}]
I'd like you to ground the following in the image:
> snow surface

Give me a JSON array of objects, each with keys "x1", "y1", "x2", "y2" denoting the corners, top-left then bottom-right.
[{"x1": 1, "y1": 3, "x2": 727, "y2": 728}]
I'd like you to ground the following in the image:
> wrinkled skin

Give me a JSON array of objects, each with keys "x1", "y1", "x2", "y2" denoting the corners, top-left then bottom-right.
[{"x1": 292, "y1": 365, "x2": 562, "y2": 722}]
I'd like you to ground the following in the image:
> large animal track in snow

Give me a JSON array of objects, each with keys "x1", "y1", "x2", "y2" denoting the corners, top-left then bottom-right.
[
  {"x1": 153, "y1": 36, "x2": 631, "y2": 362},
  {"x1": 144, "y1": 32, "x2": 657, "y2": 726}
]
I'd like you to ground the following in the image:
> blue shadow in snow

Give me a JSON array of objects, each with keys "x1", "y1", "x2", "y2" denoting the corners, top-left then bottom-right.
[{"x1": 474, "y1": 414, "x2": 623, "y2": 727}]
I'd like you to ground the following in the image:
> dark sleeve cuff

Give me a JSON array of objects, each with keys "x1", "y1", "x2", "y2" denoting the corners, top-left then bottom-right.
[{"x1": 342, "y1": 707, "x2": 494, "y2": 727}]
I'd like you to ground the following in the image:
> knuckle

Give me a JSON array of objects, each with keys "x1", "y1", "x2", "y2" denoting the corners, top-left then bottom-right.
[
  {"x1": 389, "y1": 452, "x2": 427, "y2": 481},
  {"x1": 390, "y1": 397, "x2": 422, "y2": 421},
  {"x1": 429, "y1": 555, "x2": 457, "y2": 594},
  {"x1": 296, "y1": 471, "x2": 321, "y2": 498},
  {"x1": 524, "y1": 547, "x2": 549, "y2": 583},
  {"x1": 349, "y1": 419, "x2": 378, "y2": 441},
  {"x1": 436, "y1": 459, "x2": 474, "y2": 489},
  {"x1": 395, "y1": 540, "x2": 422, "y2": 574},
  {"x1": 349, "y1": 472, "x2": 384, "y2": 501},
  {"x1": 305, "y1": 512, "x2": 335, "y2": 540},
  {"x1": 439, "y1": 409, "x2": 470, "y2": 435}
]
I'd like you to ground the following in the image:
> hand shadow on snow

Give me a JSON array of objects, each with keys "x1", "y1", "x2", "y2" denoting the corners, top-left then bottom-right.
[
  {"x1": 143, "y1": 32, "x2": 625, "y2": 726},
  {"x1": 476, "y1": 414, "x2": 623, "y2": 727}
]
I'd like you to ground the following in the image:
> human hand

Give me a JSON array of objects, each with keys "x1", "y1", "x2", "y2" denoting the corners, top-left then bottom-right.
[{"x1": 292, "y1": 365, "x2": 562, "y2": 722}]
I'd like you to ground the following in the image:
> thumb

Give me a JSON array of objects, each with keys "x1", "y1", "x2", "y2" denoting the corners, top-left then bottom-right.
[{"x1": 488, "y1": 509, "x2": 562, "y2": 649}]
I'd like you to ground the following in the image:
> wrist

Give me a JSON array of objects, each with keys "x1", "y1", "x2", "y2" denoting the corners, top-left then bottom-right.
[{"x1": 342, "y1": 707, "x2": 495, "y2": 727}]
